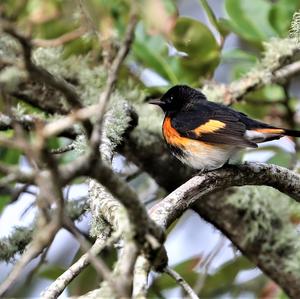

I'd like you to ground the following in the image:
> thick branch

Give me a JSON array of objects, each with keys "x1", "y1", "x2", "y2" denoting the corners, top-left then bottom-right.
[
  {"x1": 11, "y1": 87, "x2": 70, "y2": 115},
  {"x1": 121, "y1": 128, "x2": 194, "y2": 192},
  {"x1": 149, "y1": 162, "x2": 300, "y2": 298},
  {"x1": 0, "y1": 113, "x2": 77, "y2": 139}
]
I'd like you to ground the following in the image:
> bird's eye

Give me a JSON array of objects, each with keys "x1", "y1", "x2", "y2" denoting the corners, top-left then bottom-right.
[{"x1": 166, "y1": 97, "x2": 173, "y2": 104}]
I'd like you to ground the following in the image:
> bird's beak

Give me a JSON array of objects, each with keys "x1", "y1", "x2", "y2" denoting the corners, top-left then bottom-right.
[{"x1": 149, "y1": 99, "x2": 164, "y2": 106}]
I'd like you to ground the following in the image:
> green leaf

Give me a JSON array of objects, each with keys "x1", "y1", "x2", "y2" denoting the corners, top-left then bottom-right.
[
  {"x1": 234, "y1": 101, "x2": 269, "y2": 119},
  {"x1": 39, "y1": 265, "x2": 66, "y2": 280},
  {"x1": 225, "y1": 0, "x2": 278, "y2": 43},
  {"x1": 276, "y1": 290, "x2": 290, "y2": 299},
  {"x1": 151, "y1": 257, "x2": 200, "y2": 291},
  {"x1": 234, "y1": 85, "x2": 285, "y2": 119},
  {"x1": 0, "y1": 147, "x2": 21, "y2": 165},
  {"x1": 132, "y1": 23, "x2": 179, "y2": 84},
  {"x1": 267, "y1": 149, "x2": 291, "y2": 168},
  {"x1": 222, "y1": 49, "x2": 257, "y2": 64},
  {"x1": 217, "y1": 18, "x2": 233, "y2": 38},
  {"x1": 199, "y1": 0, "x2": 224, "y2": 36},
  {"x1": 171, "y1": 17, "x2": 220, "y2": 79},
  {"x1": 200, "y1": 256, "x2": 254, "y2": 297},
  {"x1": 0, "y1": 195, "x2": 10, "y2": 213},
  {"x1": 246, "y1": 84, "x2": 285, "y2": 102},
  {"x1": 69, "y1": 264, "x2": 100, "y2": 295},
  {"x1": 269, "y1": 0, "x2": 300, "y2": 36},
  {"x1": 222, "y1": 49, "x2": 257, "y2": 80}
]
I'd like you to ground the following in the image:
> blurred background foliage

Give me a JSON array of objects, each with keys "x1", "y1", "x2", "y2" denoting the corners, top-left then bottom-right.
[{"x1": 1, "y1": 0, "x2": 300, "y2": 298}]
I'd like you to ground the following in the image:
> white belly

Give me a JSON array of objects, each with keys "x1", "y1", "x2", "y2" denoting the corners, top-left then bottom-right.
[{"x1": 174, "y1": 140, "x2": 237, "y2": 170}]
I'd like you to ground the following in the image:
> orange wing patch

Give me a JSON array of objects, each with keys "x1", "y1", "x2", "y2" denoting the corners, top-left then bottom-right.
[
  {"x1": 193, "y1": 120, "x2": 226, "y2": 136},
  {"x1": 254, "y1": 128, "x2": 284, "y2": 134},
  {"x1": 162, "y1": 117, "x2": 212, "y2": 151}
]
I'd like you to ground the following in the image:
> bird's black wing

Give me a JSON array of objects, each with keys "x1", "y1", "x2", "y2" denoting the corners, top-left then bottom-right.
[{"x1": 172, "y1": 101, "x2": 258, "y2": 148}]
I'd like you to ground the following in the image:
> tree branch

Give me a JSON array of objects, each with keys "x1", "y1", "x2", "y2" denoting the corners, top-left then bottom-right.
[
  {"x1": 33, "y1": 26, "x2": 86, "y2": 48},
  {"x1": 2, "y1": 25, "x2": 92, "y2": 134},
  {"x1": 147, "y1": 162, "x2": 300, "y2": 299},
  {"x1": 0, "y1": 112, "x2": 77, "y2": 139},
  {"x1": 202, "y1": 38, "x2": 300, "y2": 104},
  {"x1": 164, "y1": 267, "x2": 199, "y2": 299}
]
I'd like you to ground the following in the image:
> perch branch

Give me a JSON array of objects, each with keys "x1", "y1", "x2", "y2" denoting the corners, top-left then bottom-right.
[
  {"x1": 164, "y1": 267, "x2": 199, "y2": 299},
  {"x1": 146, "y1": 162, "x2": 300, "y2": 299}
]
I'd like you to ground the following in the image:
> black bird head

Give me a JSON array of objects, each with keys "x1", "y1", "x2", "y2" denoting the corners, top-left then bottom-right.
[{"x1": 149, "y1": 85, "x2": 206, "y2": 114}]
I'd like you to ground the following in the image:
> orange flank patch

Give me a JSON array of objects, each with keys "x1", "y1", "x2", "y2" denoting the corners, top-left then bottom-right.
[
  {"x1": 162, "y1": 117, "x2": 211, "y2": 151},
  {"x1": 163, "y1": 117, "x2": 189, "y2": 146},
  {"x1": 254, "y1": 128, "x2": 284, "y2": 134},
  {"x1": 193, "y1": 120, "x2": 226, "y2": 135}
]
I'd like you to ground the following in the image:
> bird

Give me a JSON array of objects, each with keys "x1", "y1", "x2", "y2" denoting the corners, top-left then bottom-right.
[{"x1": 149, "y1": 85, "x2": 300, "y2": 171}]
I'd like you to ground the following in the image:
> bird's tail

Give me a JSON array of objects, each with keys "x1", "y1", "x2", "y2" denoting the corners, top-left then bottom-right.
[
  {"x1": 254, "y1": 127, "x2": 300, "y2": 137},
  {"x1": 246, "y1": 127, "x2": 300, "y2": 143},
  {"x1": 282, "y1": 129, "x2": 300, "y2": 137}
]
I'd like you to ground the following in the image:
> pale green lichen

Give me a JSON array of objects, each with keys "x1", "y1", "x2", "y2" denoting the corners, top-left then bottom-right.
[
  {"x1": 33, "y1": 47, "x2": 108, "y2": 106},
  {"x1": 135, "y1": 104, "x2": 162, "y2": 135},
  {"x1": 0, "y1": 34, "x2": 27, "y2": 93},
  {"x1": 73, "y1": 134, "x2": 89, "y2": 154},
  {"x1": 0, "y1": 66, "x2": 27, "y2": 93},
  {"x1": 11, "y1": 103, "x2": 27, "y2": 118},
  {"x1": 0, "y1": 226, "x2": 33, "y2": 262},
  {"x1": 261, "y1": 38, "x2": 297, "y2": 70},
  {"x1": 203, "y1": 34, "x2": 298, "y2": 103},
  {"x1": 228, "y1": 187, "x2": 289, "y2": 241},
  {"x1": 202, "y1": 83, "x2": 229, "y2": 103},
  {"x1": 0, "y1": 198, "x2": 88, "y2": 262},
  {"x1": 233, "y1": 38, "x2": 297, "y2": 93},
  {"x1": 227, "y1": 186, "x2": 300, "y2": 276},
  {"x1": 289, "y1": 11, "x2": 300, "y2": 47},
  {"x1": 0, "y1": 34, "x2": 20, "y2": 59},
  {"x1": 89, "y1": 213, "x2": 111, "y2": 238},
  {"x1": 65, "y1": 197, "x2": 89, "y2": 221},
  {"x1": 118, "y1": 79, "x2": 147, "y2": 104},
  {"x1": 32, "y1": 47, "x2": 145, "y2": 113},
  {"x1": 103, "y1": 94, "x2": 133, "y2": 148}
]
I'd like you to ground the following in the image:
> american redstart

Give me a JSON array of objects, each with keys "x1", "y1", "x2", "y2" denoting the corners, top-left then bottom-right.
[{"x1": 150, "y1": 85, "x2": 300, "y2": 170}]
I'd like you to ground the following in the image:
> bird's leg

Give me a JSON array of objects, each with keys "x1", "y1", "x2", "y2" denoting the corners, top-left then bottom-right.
[{"x1": 196, "y1": 168, "x2": 211, "y2": 176}]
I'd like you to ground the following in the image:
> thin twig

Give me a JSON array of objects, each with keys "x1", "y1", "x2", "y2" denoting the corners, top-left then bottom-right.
[
  {"x1": 76, "y1": 0, "x2": 101, "y2": 41},
  {"x1": 26, "y1": 246, "x2": 50, "y2": 284},
  {"x1": 50, "y1": 143, "x2": 76, "y2": 154},
  {"x1": 63, "y1": 217, "x2": 124, "y2": 298},
  {"x1": 275, "y1": 60, "x2": 300, "y2": 81},
  {"x1": 90, "y1": 10, "x2": 138, "y2": 149},
  {"x1": 164, "y1": 267, "x2": 200, "y2": 299},
  {"x1": 33, "y1": 26, "x2": 86, "y2": 47},
  {"x1": 41, "y1": 233, "x2": 118, "y2": 299},
  {"x1": 193, "y1": 236, "x2": 225, "y2": 294},
  {"x1": 0, "y1": 161, "x2": 35, "y2": 186}
]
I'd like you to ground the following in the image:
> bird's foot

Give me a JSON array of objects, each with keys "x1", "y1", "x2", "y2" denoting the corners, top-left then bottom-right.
[{"x1": 196, "y1": 168, "x2": 211, "y2": 176}]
